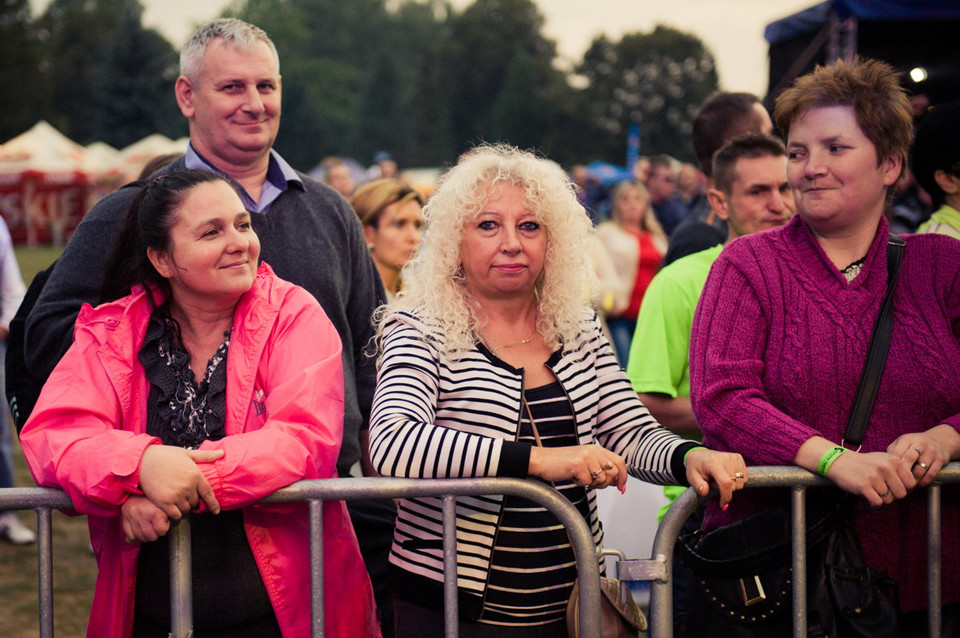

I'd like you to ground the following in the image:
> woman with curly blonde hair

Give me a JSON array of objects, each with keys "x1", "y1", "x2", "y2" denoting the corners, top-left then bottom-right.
[
  {"x1": 369, "y1": 144, "x2": 747, "y2": 637},
  {"x1": 386, "y1": 146, "x2": 596, "y2": 354}
]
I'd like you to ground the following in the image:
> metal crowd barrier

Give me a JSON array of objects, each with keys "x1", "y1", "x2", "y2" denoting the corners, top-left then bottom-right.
[
  {"x1": 0, "y1": 477, "x2": 602, "y2": 638},
  {"x1": 617, "y1": 462, "x2": 960, "y2": 638}
]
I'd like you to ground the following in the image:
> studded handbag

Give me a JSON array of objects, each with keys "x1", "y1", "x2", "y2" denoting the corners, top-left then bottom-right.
[{"x1": 678, "y1": 490, "x2": 899, "y2": 637}]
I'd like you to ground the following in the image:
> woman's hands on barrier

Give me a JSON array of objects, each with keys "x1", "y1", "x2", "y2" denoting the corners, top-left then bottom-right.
[
  {"x1": 683, "y1": 448, "x2": 747, "y2": 510},
  {"x1": 798, "y1": 435, "x2": 915, "y2": 507},
  {"x1": 827, "y1": 450, "x2": 916, "y2": 507},
  {"x1": 528, "y1": 444, "x2": 628, "y2": 492},
  {"x1": 888, "y1": 424, "x2": 960, "y2": 488},
  {"x1": 138, "y1": 445, "x2": 224, "y2": 519},
  {"x1": 121, "y1": 495, "x2": 171, "y2": 543}
]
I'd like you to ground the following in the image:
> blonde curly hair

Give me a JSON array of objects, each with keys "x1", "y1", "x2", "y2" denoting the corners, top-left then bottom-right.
[{"x1": 380, "y1": 144, "x2": 597, "y2": 356}]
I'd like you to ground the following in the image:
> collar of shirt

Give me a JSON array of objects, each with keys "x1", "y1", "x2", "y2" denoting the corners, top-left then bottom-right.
[{"x1": 184, "y1": 143, "x2": 303, "y2": 214}]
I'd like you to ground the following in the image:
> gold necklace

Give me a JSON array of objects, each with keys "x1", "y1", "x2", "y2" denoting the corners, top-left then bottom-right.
[{"x1": 487, "y1": 328, "x2": 537, "y2": 353}]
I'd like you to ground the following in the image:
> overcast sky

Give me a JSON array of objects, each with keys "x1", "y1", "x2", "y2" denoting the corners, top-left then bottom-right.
[{"x1": 34, "y1": 0, "x2": 818, "y2": 96}]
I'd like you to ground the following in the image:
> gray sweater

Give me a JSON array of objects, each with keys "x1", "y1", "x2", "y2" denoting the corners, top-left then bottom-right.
[{"x1": 24, "y1": 156, "x2": 385, "y2": 474}]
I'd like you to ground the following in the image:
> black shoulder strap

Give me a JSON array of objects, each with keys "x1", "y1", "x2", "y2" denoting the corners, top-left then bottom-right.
[{"x1": 843, "y1": 232, "x2": 905, "y2": 448}]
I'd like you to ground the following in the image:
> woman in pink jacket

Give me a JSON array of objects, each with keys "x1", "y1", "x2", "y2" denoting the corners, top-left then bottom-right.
[{"x1": 20, "y1": 170, "x2": 380, "y2": 638}]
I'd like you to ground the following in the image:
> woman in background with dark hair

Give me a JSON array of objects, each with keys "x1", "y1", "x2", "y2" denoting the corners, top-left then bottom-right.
[{"x1": 20, "y1": 170, "x2": 379, "y2": 638}]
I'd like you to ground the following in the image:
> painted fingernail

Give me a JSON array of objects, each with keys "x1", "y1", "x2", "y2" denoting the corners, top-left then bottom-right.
[
  {"x1": 619, "y1": 484, "x2": 626, "y2": 494},
  {"x1": 722, "y1": 504, "x2": 729, "y2": 512}
]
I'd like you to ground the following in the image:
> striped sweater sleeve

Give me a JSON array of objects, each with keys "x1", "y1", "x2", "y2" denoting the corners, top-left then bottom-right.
[
  {"x1": 369, "y1": 314, "x2": 511, "y2": 478},
  {"x1": 576, "y1": 314, "x2": 694, "y2": 485}
]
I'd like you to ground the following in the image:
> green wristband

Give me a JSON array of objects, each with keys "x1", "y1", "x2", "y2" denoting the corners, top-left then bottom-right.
[
  {"x1": 683, "y1": 445, "x2": 707, "y2": 463},
  {"x1": 817, "y1": 446, "x2": 847, "y2": 477}
]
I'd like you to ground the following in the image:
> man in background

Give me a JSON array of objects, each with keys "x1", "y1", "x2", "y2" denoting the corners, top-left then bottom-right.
[
  {"x1": 664, "y1": 92, "x2": 773, "y2": 265},
  {"x1": 626, "y1": 133, "x2": 794, "y2": 631},
  {"x1": 323, "y1": 156, "x2": 358, "y2": 198},
  {"x1": 646, "y1": 154, "x2": 686, "y2": 235}
]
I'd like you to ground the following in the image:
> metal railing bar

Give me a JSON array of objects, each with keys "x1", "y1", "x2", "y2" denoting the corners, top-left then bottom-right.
[
  {"x1": 442, "y1": 494, "x2": 458, "y2": 638},
  {"x1": 309, "y1": 499, "x2": 325, "y2": 637},
  {"x1": 791, "y1": 487, "x2": 807, "y2": 638},
  {"x1": 1, "y1": 477, "x2": 601, "y2": 638},
  {"x1": 37, "y1": 507, "x2": 54, "y2": 638},
  {"x1": 0, "y1": 486, "x2": 73, "y2": 509},
  {"x1": 169, "y1": 518, "x2": 192, "y2": 638},
  {"x1": 7, "y1": 465, "x2": 959, "y2": 638},
  {"x1": 928, "y1": 484, "x2": 941, "y2": 638},
  {"x1": 263, "y1": 477, "x2": 602, "y2": 638},
  {"x1": 646, "y1": 481, "x2": 698, "y2": 634}
]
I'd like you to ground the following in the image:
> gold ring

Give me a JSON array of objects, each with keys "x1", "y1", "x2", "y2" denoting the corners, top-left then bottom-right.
[
  {"x1": 733, "y1": 471, "x2": 745, "y2": 480},
  {"x1": 603, "y1": 462, "x2": 614, "y2": 470},
  {"x1": 590, "y1": 470, "x2": 603, "y2": 480}
]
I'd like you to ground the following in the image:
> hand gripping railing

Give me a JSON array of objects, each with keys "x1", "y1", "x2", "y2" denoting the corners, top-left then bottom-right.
[
  {"x1": 0, "y1": 477, "x2": 602, "y2": 638},
  {"x1": 615, "y1": 463, "x2": 960, "y2": 638}
]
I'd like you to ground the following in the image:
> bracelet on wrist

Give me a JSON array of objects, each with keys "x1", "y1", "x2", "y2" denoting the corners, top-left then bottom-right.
[
  {"x1": 683, "y1": 445, "x2": 707, "y2": 463},
  {"x1": 817, "y1": 446, "x2": 847, "y2": 477}
]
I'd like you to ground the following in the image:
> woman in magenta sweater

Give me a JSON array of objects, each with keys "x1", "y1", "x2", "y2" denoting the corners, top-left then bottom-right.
[{"x1": 690, "y1": 57, "x2": 960, "y2": 633}]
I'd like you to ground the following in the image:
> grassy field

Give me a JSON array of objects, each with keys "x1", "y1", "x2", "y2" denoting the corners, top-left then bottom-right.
[
  {"x1": 2, "y1": 244, "x2": 95, "y2": 638},
  {"x1": 13, "y1": 245, "x2": 63, "y2": 283}
]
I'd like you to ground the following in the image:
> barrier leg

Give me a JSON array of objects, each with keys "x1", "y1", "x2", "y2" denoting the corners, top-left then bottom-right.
[
  {"x1": 169, "y1": 516, "x2": 193, "y2": 638},
  {"x1": 36, "y1": 508, "x2": 55, "y2": 638},
  {"x1": 928, "y1": 484, "x2": 941, "y2": 638},
  {"x1": 310, "y1": 499, "x2": 325, "y2": 637},
  {"x1": 443, "y1": 495, "x2": 459, "y2": 638}
]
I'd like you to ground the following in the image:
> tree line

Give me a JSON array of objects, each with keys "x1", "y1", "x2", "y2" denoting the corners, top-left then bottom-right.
[{"x1": 1, "y1": 0, "x2": 720, "y2": 170}]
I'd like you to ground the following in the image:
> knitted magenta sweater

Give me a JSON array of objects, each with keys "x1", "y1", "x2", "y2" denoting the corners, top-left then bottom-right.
[{"x1": 690, "y1": 214, "x2": 960, "y2": 611}]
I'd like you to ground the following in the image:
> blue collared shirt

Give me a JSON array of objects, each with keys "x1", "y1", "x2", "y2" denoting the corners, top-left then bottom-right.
[{"x1": 184, "y1": 143, "x2": 302, "y2": 214}]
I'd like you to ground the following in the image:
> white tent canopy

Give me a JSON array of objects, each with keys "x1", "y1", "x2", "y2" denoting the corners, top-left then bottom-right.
[
  {"x1": 115, "y1": 134, "x2": 188, "y2": 180},
  {"x1": 0, "y1": 120, "x2": 94, "y2": 178}
]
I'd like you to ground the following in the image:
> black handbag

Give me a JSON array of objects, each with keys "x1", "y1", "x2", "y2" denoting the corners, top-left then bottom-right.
[{"x1": 678, "y1": 234, "x2": 905, "y2": 637}]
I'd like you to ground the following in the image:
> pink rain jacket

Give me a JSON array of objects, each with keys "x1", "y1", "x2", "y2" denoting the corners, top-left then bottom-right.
[{"x1": 21, "y1": 264, "x2": 380, "y2": 638}]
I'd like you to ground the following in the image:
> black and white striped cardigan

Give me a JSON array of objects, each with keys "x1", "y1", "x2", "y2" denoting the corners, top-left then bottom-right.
[{"x1": 369, "y1": 308, "x2": 697, "y2": 607}]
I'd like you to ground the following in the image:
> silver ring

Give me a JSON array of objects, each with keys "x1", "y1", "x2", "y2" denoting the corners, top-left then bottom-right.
[
  {"x1": 917, "y1": 461, "x2": 930, "y2": 470},
  {"x1": 879, "y1": 490, "x2": 890, "y2": 498},
  {"x1": 590, "y1": 470, "x2": 603, "y2": 480}
]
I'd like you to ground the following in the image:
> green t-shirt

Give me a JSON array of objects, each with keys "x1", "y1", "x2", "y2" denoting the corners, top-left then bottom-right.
[
  {"x1": 918, "y1": 204, "x2": 960, "y2": 241},
  {"x1": 627, "y1": 243, "x2": 722, "y2": 398},
  {"x1": 625, "y1": 243, "x2": 722, "y2": 521}
]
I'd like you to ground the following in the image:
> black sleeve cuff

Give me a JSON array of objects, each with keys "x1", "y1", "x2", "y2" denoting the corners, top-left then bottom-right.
[
  {"x1": 671, "y1": 442, "x2": 704, "y2": 486},
  {"x1": 497, "y1": 441, "x2": 532, "y2": 478}
]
